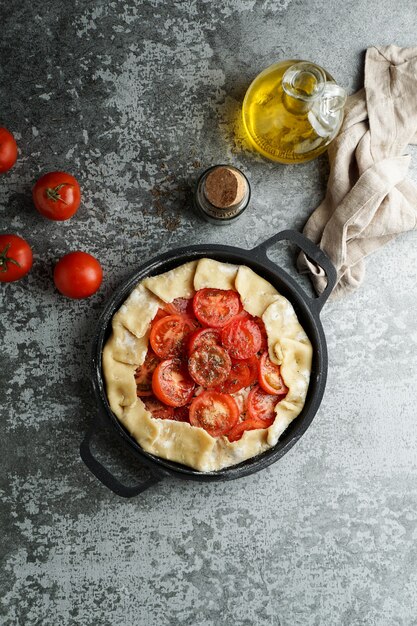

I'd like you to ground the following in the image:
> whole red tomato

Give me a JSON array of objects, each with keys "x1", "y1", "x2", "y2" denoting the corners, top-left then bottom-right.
[
  {"x1": 0, "y1": 234, "x2": 33, "y2": 282},
  {"x1": 54, "y1": 251, "x2": 103, "y2": 299},
  {"x1": 33, "y1": 171, "x2": 81, "y2": 221},
  {"x1": 0, "y1": 128, "x2": 18, "y2": 173}
]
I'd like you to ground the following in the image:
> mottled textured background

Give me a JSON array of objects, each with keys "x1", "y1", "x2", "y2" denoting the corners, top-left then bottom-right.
[{"x1": 1, "y1": 0, "x2": 417, "y2": 624}]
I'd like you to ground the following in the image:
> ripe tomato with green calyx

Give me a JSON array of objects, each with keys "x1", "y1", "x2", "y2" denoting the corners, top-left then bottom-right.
[
  {"x1": 33, "y1": 171, "x2": 81, "y2": 221},
  {"x1": 0, "y1": 234, "x2": 32, "y2": 282}
]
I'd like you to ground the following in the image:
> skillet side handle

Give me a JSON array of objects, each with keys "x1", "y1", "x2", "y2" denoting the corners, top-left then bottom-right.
[
  {"x1": 80, "y1": 418, "x2": 163, "y2": 498},
  {"x1": 254, "y1": 229, "x2": 337, "y2": 314}
]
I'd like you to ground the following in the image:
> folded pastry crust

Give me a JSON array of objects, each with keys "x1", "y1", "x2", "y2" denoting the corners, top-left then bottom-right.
[{"x1": 102, "y1": 259, "x2": 312, "y2": 471}]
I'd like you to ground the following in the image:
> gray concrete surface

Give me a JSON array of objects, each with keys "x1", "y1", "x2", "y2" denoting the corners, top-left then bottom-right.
[{"x1": 1, "y1": 0, "x2": 417, "y2": 624}]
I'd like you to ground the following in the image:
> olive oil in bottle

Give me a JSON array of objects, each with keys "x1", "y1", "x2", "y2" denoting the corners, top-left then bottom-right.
[{"x1": 242, "y1": 60, "x2": 346, "y2": 164}]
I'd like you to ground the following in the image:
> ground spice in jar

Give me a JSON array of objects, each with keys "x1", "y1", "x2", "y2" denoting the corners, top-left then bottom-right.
[{"x1": 194, "y1": 165, "x2": 250, "y2": 224}]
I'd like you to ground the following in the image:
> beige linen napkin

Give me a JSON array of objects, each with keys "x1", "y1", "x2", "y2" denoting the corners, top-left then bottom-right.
[{"x1": 298, "y1": 45, "x2": 417, "y2": 297}]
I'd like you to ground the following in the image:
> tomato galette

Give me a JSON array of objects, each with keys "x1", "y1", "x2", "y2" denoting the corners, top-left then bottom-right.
[{"x1": 102, "y1": 259, "x2": 312, "y2": 472}]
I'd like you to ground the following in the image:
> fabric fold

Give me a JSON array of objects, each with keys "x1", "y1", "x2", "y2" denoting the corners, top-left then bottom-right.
[{"x1": 298, "y1": 45, "x2": 417, "y2": 297}]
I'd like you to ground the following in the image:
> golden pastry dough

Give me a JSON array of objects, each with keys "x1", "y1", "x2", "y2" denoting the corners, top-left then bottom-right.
[
  {"x1": 194, "y1": 258, "x2": 238, "y2": 290},
  {"x1": 111, "y1": 323, "x2": 150, "y2": 365},
  {"x1": 102, "y1": 258, "x2": 313, "y2": 472},
  {"x1": 143, "y1": 261, "x2": 197, "y2": 302},
  {"x1": 235, "y1": 265, "x2": 279, "y2": 317},
  {"x1": 113, "y1": 283, "x2": 160, "y2": 339},
  {"x1": 102, "y1": 342, "x2": 137, "y2": 419}
]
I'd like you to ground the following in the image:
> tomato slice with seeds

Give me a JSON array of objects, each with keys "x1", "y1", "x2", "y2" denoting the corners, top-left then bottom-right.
[
  {"x1": 187, "y1": 327, "x2": 221, "y2": 354},
  {"x1": 153, "y1": 307, "x2": 169, "y2": 324},
  {"x1": 227, "y1": 417, "x2": 274, "y2": 442},
  {"x1": 142, "y1": 396, "x2": 175, "y2": 420},
  {"x1": 150, "y1": 314, "x2": 195, "y2": 358},
  {"x1": 187, "y1": 316, "x2": 200, "y2": 331},
  {"x1": 135, "y1": 349, "x2": 160, "y2": 396},
  {"x1": 243, "y1": 355, "x2": 259, "y2": 385},
  {"x1": 221, "y1": 318, "x2": 262, "y2": 360},
  {"x1": 247, "y1": 385, "x2": 281, "y2": 423},
  {"x1": 189, "y1": 391, "x2": 239, "y2": 437},
  {"x1": 152, "y1": 359, "x2": 195, "y2": 407},
  {"x1": 258, "y1": 352, "x2": 289, "y2": 396},
  {"x1": 143, "y1": 396, "x2": 190, "y2": 422},
  {"x1": 188, "y1": 344, "x2": 232, "y2": 387},
  {"x1": 165, "y1": 297, "x2": 195, "y2": 316},
  {"x1": 218, "y1": 360, "x2": 251, "y2": 394},
  {"x1": 253, "y1": 317, "x2": 268, "y2": 353},
  {"x1": 193, "y1": 288, "x2": 240, "y2": 328}
]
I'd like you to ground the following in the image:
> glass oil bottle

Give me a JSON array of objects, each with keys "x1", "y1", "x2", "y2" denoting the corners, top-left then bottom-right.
[{"x1": 242, "y1": 60, "x2": 347, "y2": 164}]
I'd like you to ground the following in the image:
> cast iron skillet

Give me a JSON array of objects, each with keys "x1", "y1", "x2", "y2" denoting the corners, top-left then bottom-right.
[{"x1": 80, "y1": 230, "x2": 336, "y2": 497}]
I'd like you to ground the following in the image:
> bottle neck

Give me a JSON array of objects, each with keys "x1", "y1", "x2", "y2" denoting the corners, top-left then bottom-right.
[{"x1": 282, "y1": 62, "x2": 326, "y2": 114}]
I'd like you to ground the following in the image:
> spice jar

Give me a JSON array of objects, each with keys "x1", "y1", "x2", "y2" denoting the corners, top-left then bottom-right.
[{"x1": 194, "y1": 165, "x2": 251, "y2": 225}]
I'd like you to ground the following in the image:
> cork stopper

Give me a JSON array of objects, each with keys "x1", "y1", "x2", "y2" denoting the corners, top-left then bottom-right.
[{"x1": 203, "y1": 166, "x2": 247, "y2": 209}]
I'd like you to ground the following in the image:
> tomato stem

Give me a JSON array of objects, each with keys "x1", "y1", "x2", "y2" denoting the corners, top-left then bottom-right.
[
  {"x1": 0, "y1": 243, "x2": 21, "y2": 273},
  {"x1": 45, "y1": 183, "x2": 73, "y2": 204}
]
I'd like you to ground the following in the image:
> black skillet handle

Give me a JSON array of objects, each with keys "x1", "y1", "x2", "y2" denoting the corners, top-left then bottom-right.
[
  {"x1": 80, "y1": 417, "x2": 163, "y2": 498},
  {"x1": 254, "y1": 229, "x2": 337, "y2": 313}
]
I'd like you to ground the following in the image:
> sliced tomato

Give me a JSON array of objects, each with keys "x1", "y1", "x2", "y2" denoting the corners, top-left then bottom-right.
[
  {"x1": 230, "y1": 309, "x2": 250, "y2": 322},
  {"x1": 218, "y1": 360, "x2": 251, "y2": 394},
  {"x1": 188, "y1": 345, "x2": 231, "y2": 387},
  {"x1": 153, "y1": 307, "x2": 169, "y2": 324},
  {"x1": 227, "y1": 417, "x2": 274, "y2": 442},
  {"x1": 243, "y1": 355, "x2": 259, "y2": 385},
  {"x1": 150, "y1": 314, "x2": 195, "y2": 358},
  {"x1": 135, "y1": 349, "x2": 160, "y2": 396},
  {"x1": 247, "y1": 385, "x2": 281, "y2": 423},
  {"x1": 186, "y1": 316, "x2": 200, "y2": 330},
  {"x1": 254, "y1": 316, "x2": 268, "y2": 353},
  {"x1": 142, "y1": 396, "x2": 175, "y2": 420},
  {"x1": 152, "y1": 359, "x2": 195, "y2": 407},
  {"x1": 143, "y1": 396, "x2": 190, "y2": 422},
  {"x1": 165, "y1": 297, "x2": 194, "y2": 316},
  {"x1": 258, "y1": 352, "x2": 289, "y2": 396},
  {"x1": 193, "y1": 288, "x2": 241, "y2": 328},
  {"x1": 187, "y1": 327, "x2": 221, "y2": 354},
  {"x1": 221, "y1": 318, "x2": 262, "y2": 360},
  {"x1": 189, "y1": 391, "x2": 239, "y2": 437}
]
